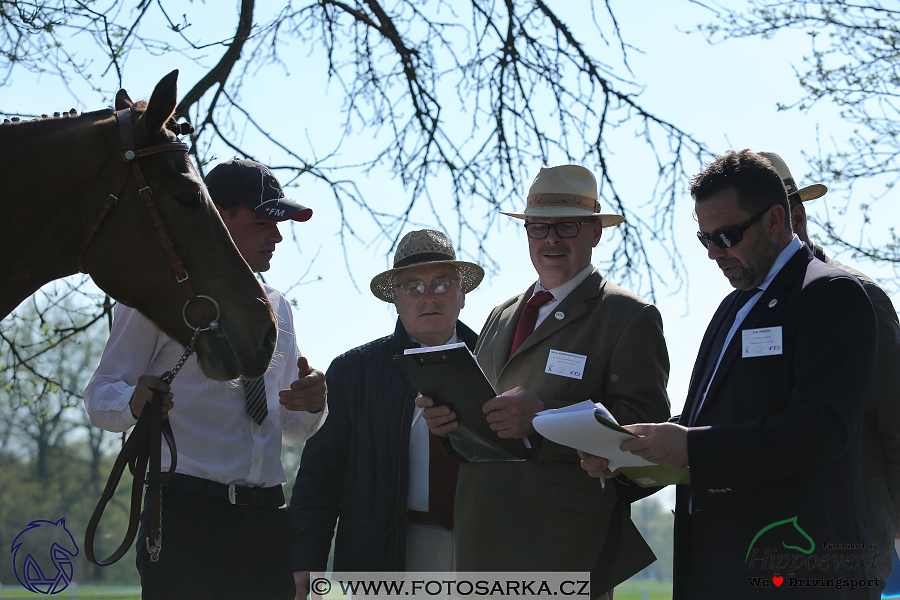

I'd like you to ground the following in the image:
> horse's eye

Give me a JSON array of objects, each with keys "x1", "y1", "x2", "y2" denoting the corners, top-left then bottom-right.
[{"x1": 173, "y1": 191, "x2": 202, "y2": 206}]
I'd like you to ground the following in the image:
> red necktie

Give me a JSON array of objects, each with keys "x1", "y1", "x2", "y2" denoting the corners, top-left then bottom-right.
[
  {"x1": 428, "y1": 431, "x2": 458, "y2": 530},
  {"x1": 509, "y1": 291, "x2": 554, "y2": 359}
]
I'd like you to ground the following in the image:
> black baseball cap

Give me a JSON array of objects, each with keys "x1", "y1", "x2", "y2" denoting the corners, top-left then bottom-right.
[{"x1": 204, "y1": 159, "x2": 313, "y2": 222}]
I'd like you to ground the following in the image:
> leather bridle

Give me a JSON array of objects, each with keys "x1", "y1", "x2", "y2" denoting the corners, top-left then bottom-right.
[{"x1": 83, "y1": 108, "x2": 218, "y2": 567}]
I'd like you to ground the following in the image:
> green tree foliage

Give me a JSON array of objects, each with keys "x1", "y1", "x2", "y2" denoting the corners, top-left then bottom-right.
[
  {"x1": 630, "y1": 495, "x2": 675, "y2": 582},
  {"x1": 0, "y1": 446, "x2": 141, "y2": 585},
  {"x1": 0, "y1": 289, "x2": 139, "y2": 585}
]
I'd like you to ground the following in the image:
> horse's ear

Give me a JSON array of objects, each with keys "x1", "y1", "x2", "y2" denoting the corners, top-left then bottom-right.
[
  {"x1": 143, "y1": 70, "x2": 179, "y2": 134},
  {"x1": 115, "y1": 89, "x2": 133, "y2": 110}
]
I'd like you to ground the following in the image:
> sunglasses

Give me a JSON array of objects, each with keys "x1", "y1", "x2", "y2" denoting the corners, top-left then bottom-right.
[{"x1": 696, "y1": 205, "x2": 773, "y2": 249}]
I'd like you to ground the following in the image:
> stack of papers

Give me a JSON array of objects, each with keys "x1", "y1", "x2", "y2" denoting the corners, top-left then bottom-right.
[{"x1": 533, "y1": 400, "x2": 690, "y2": 487}]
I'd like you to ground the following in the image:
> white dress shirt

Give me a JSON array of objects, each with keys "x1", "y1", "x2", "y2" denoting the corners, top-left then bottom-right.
[
  {"x1": 407, "y1": 331, "x2": 458, "y2": 511},
  {"x1": 699, "y1": 235, "x2": 803, "y2": 406},
  {"x1": 83, "y1": 283, "x2": 327, "y2": 488},
  {"x1": 533, "y1": 264, "x2": 594, "y2": 330}
]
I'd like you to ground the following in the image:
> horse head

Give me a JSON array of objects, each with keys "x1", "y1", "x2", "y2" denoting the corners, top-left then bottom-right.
[
  {"x1": 1, "y1": 71, "x2": 277, "y2": 380},
  {"x1": 82, "y1": 70, "x2": 277, "y2": 380}
]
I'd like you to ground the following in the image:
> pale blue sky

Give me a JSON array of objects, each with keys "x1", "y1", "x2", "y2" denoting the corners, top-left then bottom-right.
[{"x1": 4, "y1": 0, "x2": 896, "y2": 418}]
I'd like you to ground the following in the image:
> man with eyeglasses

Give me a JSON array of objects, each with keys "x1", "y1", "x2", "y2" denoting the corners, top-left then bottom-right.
[
  {"x1": 417, "y1": 164, "x2": 671, "y2": 599},
  {"x1": 580, "y1": 150, "x2": 879, "y2": 598},
  {"x1": 290, "y1": 229, "x2": 482, "y2": 595}
]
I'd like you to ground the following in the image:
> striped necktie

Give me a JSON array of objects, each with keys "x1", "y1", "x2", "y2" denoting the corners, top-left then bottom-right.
[{"x1": 242, "y1": 377, "x2": 268, "y2": 425}]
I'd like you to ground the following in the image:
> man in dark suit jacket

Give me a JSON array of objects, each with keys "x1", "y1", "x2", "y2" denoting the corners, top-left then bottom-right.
[
  {"x1": 291, "y1": 230, "x2": 483, "y2": 597},
  {"x1": 761, "y1": 151, "x2": 900, "y2": 588},
  {"x1": 419, "y1": 164, "x2": 671, "y2": 599},
  {"x1": 582, "y1": 150, "x2": 880, "y2": 599}
]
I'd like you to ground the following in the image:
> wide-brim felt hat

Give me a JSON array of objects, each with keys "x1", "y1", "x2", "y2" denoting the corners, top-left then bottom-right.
[
  {"x1": 500, "y1": 164, "x2": 625, "y2": 228},
  {"x1": 370, "y1": 229, "x2": 485, "y2": 302},
  {"x1": 758, "y1": 151, "x2": 827, "y2": 203},
  {"x1": 205, "y1": 159, "x2": 313, "y2": 222}
]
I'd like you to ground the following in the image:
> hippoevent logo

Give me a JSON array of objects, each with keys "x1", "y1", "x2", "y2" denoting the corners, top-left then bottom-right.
[
  {"x1": 746, "y1": 516, "x2": 815, "y2": 560},
  {"x1": 744, "y1": 516, "x2": 880, "y2": 590},
  {"x1": 10, "y1": 518, "x2": 79, "y2": 594}
]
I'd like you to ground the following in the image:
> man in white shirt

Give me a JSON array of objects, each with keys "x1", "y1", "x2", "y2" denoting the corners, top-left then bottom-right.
[{"x1": 84, "y1": 159, "x2": 327, "y2": 600}]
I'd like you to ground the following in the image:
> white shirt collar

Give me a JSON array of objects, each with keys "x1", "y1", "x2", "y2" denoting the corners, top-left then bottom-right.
[
  {"x1": 758, "y1": 235, "x2": 802, "y2": 291},
  {"x1": 409, "y1": 329, "x2": 458, "y2": 348},
  {"x1": 535, "y1": 264, "x2": 593, "y2": 302}
]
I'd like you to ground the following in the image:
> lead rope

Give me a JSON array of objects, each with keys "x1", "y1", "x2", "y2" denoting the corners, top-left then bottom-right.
[
  {"x1": 85, "y1": 313, "x2": 216, "y2": 567},
  {"x1": 144, "y1": 326, "x2": 200, "y2": 563}
]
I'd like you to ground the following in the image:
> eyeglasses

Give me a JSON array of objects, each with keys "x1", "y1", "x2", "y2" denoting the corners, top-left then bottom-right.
[
  {"x1": 393, "y1": 278, "x2": 459, "y2": 297},
  {"x1": 696, "y1": 205, "x2": 773, "y2": 249},
  {"x1": 524, "y1": 220, "x2": 591, "y2": 239}
]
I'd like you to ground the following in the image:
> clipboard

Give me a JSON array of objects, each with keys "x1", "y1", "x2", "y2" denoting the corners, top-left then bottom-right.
[{"x1": 394, "y1": 344, "x2": 529, "y2": 462}]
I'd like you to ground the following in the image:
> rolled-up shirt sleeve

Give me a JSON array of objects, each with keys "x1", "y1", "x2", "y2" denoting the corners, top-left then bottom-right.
[
  {"x1": 271, "y1": 292, "x2": 327, "y2": 447},
  {"x1": 83, "y1": 305, "x2": 160, "y2": 433},
  {"x1": 279, "y1": 393, "x2": 328, "y2": 447},
  {"x1": 279, "y1": 345, "x2": 328, "y2": 447}
]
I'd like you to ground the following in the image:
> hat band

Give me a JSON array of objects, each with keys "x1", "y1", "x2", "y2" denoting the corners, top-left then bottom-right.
[
  {"x1": 394, "y1": 252, "x2": 456, "y2": 268},
  {"x1": 526, "y1": 193, "x2": 599, "y2": 213}
]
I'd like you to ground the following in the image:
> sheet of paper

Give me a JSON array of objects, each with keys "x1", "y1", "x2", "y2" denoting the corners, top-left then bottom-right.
[
  {"x1": 404, "y1": 341, "x2": 469, "y2": 355},
  {"x1": 533, "y1": 400, "x2": 654, "y2": 471}
]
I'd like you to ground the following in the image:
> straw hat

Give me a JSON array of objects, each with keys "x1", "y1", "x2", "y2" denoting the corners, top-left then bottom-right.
[
  {"x1": 758, "y1": 151, "x2": 827, "y2": 203},
  {"x1": 500, "y1": 164, "x2": 625, "y2": 228},
  {"x1": 370, "y1": 229, "x2": 484, "y2": 302}
]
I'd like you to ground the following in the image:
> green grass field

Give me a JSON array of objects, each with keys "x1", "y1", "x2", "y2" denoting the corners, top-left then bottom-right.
[
  {"x1": 613, "y1": 581, "x2": 673, "y2": 599},
  {"x1": 0, "y1": 585, "x2": 140, "y2": 599}
]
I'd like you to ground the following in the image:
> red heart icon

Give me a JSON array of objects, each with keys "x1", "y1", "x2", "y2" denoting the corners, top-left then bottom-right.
[{"x1": 773, "y1": 576, "x2": 783, "y2": 587}]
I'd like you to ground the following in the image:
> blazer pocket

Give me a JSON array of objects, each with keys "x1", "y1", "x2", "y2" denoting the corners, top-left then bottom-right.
[{"x1": 549, "y1": 481, "x2": 612, "y2": 518}]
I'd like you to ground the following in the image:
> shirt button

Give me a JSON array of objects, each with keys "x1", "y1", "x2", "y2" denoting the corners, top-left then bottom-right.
[
  {"x1": 253, "y1": 425, "x2": 259, "y2": 432},
  {"x1": 254, "y1": 458, "x2": 260, "y2": 464}
]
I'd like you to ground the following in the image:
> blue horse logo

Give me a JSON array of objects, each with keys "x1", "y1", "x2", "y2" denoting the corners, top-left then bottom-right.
[{"x1": 11, "y1": 518, "x2": 79, "y2": 594}]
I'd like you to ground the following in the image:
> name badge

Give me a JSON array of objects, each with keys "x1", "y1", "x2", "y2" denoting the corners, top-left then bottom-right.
[
  {"x1": 741, "y1": 326, "x2": 783, "y2": 358},
  {"x1": 545, "y1": 349, "x2": 587, "y2": 379}
]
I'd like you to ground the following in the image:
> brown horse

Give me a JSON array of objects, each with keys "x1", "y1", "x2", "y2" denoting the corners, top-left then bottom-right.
[{"x1": 0, "y1": 70, "x2": 275, "y2": 381}]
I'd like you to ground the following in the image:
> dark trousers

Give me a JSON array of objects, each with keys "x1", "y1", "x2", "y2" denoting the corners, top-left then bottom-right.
[{"x1": 137, "y1": 484, "x2": 294, "y2": 600}]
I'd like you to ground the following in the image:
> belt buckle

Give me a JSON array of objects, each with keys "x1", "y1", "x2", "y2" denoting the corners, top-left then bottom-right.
[{"x1": 228, "y1": 483, "x2": 238, "y2": 505}]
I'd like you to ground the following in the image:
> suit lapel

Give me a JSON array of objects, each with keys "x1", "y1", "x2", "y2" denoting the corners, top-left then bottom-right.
[
  {"x1": 502, "y1": 270, "x2": 602, "y2": 371},
  {"x1": 680, "y1": 296, "x2": 734, "y2": 425},
  {"x1": 695, "y1": 245, "x2": 812, "y2": 422},
  {"x1": 492, "y1": 284, "x2": 532, "y2": 376}
]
